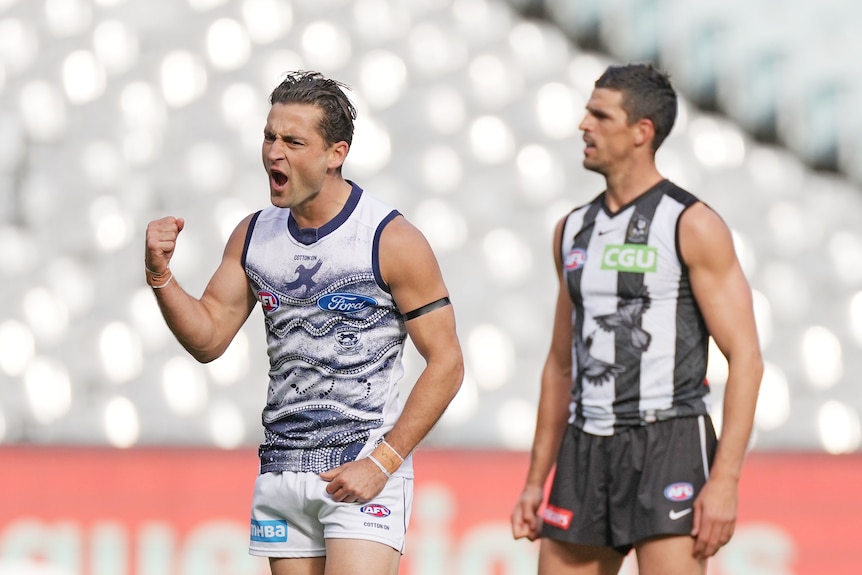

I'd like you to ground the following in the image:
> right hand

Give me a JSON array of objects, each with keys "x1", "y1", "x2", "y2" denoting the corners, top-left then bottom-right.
[
  {"x1": 320, "y1": 458, "x2": 389, "y2": 504},
  {"x1": 511, "y1": 484, "x2": 544, "y2": 541},
  {"x1": 145, "y1": 216, "x2": 185, "y2": 273}
]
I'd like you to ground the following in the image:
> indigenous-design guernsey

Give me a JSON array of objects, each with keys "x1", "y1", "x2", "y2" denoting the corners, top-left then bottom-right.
[
  {"x1": 243, "y1": 183, "x2": 412, "y2": 476},
  {"x1": 561, "y1": 180, "x2": 711, "y2": 436}
]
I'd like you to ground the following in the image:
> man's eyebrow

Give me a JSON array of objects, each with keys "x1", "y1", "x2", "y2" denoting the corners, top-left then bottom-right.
[
  {"x1": 264, "y1": 129, "x2": 306, "y2": 142},
  {"x1": 587, "y1": 106, "x2": 613, "y2": 119}
]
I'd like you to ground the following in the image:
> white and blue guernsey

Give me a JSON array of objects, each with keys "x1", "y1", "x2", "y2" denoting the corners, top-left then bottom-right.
[{"x1": 242, "y1": 182, "x2": 411, "y2": 476}]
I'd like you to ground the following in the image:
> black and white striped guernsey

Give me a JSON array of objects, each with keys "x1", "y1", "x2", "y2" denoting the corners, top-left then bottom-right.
[
  {"x1": 242, "y1": 183, "x2": 412, "y2": 475},
  {"x1": 561, "y1": 180, "x2": 711, "y2": 436}
]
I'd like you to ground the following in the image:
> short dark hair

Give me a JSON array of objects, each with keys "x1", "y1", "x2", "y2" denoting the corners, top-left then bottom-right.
[
  {"x1": 595, "y1": 63, "x2": 677, "y2": 150},
  {"x1": 269, "y1": 70, "x2": 357, "y2": 147}
]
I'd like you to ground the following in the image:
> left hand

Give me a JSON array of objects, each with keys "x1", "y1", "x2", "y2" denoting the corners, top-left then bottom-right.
[
  {"x1": 320, "y1": 458, "x2": 389, "y2": 503},
  {"x1": 691, "y1": 474, "x2": 738, "y2": 559}
]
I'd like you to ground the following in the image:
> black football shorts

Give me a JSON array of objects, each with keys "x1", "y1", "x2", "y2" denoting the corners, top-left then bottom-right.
[{"x1": 541, "y1": 415, "x2": 717, "y2": 554}]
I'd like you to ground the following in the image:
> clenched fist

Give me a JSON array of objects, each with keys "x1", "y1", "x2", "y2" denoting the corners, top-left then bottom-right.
[{"x1": 145, "y1": 216, "x2": 185, "y2": 274}]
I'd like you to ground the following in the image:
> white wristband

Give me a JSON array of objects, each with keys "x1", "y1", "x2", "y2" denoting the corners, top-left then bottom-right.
[
  {"x1": 381, "y1": 439, "x2": 405, "y2": 462},
  {"x1": 367, "y1": 454, "x2": 391, "y2": 478}
]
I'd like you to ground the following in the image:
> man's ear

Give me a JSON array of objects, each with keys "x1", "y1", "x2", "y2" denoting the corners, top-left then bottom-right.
[
  {"x1": 633, "y1": 118, "x2": 655, "y2": 148},
  {"x1": 328, "y1": 141, "x2": 350, "y2": 169}
]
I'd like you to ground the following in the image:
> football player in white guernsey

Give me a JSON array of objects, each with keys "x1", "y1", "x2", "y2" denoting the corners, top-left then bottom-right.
[
  {"x1": 511, "y1": 63, "x2": 763, "y2": 575},
  {"x1": 145, "y1": 71, "x2": 464, "y2": 575}
]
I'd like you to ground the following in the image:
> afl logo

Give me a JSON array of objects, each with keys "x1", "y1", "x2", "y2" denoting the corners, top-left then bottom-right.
[
  {"x1": 360, "y1": 504, "x2": 391, "y2": 518},
  {"x1": 258, "y1": 290, "x2": 279, "y2": 312},
  {"x1": 663, "y1": 482, "x2": 694, "y2": 502},
  {"x1": 565, "y1": 248, "x2": 587, "y2": 271},
  {"x1": 317, "y1": 293, "x2": 377, "y2": 314}
]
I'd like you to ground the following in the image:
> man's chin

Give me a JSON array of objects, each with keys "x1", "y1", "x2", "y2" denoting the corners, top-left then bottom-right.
[
  {"x1": 582, "y1": 160, "x2": 602, "y2": 175},
  {"x1": 269, "y1": 194, "x2": 289, "y2": 208}
]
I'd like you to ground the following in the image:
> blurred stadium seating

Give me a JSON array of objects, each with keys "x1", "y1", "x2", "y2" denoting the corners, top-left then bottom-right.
[{"x1": 0, "y1": 0, "x2": 860, "y2": 455}]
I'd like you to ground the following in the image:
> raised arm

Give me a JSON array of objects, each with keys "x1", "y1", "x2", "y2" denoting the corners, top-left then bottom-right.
[
  {"x1": 144, "y1": 214, "x2": 259, "y2": 363},
  {"x1": 679, "y1": 203, "x2": 764, "y2": 559},
  {"x1": 511, "y1": 217, "x2": 574, "y2": 541}
]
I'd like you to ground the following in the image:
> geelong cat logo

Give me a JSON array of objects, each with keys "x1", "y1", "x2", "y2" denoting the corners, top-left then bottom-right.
[
  {"x1": 601, "y1": 244, "x2": 658, "y2": 273},
  {"x1": 317, "y1": 293, "x2": 377, "y2": 314}
]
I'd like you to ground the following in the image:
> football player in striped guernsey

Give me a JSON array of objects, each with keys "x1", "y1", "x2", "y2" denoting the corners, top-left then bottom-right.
[{"x1": 512, "y1": 63, "x2": 763, "y2": 575}]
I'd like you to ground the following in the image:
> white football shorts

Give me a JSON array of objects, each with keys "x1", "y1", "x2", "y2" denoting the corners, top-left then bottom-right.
[{"x1": 248, "y1": 470, "x2": 413, "y2": 558}]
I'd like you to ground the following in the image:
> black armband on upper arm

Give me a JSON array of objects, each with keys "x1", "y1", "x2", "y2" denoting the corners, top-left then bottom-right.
[{"x1": 401, "y1": 297, "x2": 451, "y2": 321}]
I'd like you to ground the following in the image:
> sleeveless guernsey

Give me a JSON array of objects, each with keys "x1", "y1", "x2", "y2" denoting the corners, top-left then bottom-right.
[
  {"x1": 242, "y1": 183, "x2": 411, "y2": 475},
  {"x1": 561, "y1": 180, "x2": 711, "y2": 436}
]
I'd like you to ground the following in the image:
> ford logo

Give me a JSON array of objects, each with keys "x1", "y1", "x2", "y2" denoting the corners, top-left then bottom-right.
[{"x1": 317, "y1": 293, "x2": 377, "y2": 314}]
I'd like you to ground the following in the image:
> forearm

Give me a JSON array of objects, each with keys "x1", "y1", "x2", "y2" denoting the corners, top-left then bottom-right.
[
  {"x1": 524, "y1": 365, "x2": 571, "y2": 489},
  {"x1": 151, "y1": 277, "x2": 226, "y2": 363},
  {"x1": 712, "y1": 351, "x2": 764, "y2": 480},
  {"x1": 381, "y1": 350, "x2": 464, "y2": 460}
]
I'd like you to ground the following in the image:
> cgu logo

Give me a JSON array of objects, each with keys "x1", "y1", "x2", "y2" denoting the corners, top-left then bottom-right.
[
  {"x1": 317, "y1": 293, "x2": 377, "y2": 314},
  {"x1": 601, "y1": 244, "x2": 658, "y2": 273}
]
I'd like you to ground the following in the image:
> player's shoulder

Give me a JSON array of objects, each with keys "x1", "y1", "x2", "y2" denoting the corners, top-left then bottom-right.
[
  {"x1": 660, "y1": 180, "x2": 701, "y2": 208},
  {"x1": 660, "y1": 180, "x2": 722, "y2": 231}
]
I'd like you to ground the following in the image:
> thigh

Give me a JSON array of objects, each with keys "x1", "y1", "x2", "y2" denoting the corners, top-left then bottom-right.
[
  {"x1": 323, "y1": 538, "x2": 401, "y2": 575},
  {"x1": 538, "y1": 538, "x2": 624, "y2": 575},
  {"x1": 635, "y1": 535, "x2": 706, "y2": 575},
  {"x1": 269, "y1": 556, "x2": 325, "y2": 575}
]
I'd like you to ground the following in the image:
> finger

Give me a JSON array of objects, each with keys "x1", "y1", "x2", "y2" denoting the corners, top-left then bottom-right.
[
  {"x1": 690, "y1": 500, "x2": 702, "y2": 537},
  {"x1": 323, "y1": 475, "x2": 344, "y2": 495},
  {"x1": 511, "y1": 516, "x2": 527, "y2": 540},
  {"x1": 691, "y1": 512, "x2": 708, "y2": 557},
  {"x1": 514, "y1": 522, "x2": 540, "y2": 542},
  {"x1": 714, "y1": 521, "x2": 735, "y2": 553},
  {"x1": 512, "y1": 505, "x2": 540, "y2": 540},
  {"x1": 319, "y1": 469, "x2": 337, "y2": 482},
  {"x1": 320, "y1": 464, "x2": 347, "y2": 483},
  {"x1": 327, "y1": 483, "x2": 351, "y2": 501},
  {"x1": 693, "y1": 519, "x2": 718, "y2": 559}
]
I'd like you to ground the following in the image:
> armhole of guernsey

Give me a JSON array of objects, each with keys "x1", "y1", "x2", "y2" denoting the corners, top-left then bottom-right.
[
  {"x1": 557, "y1": 217, "x2": 566, "y2": 270},
  {"x1": 670, "y1": 188, "x2": 700, "y2": 269},
  {"x1": 372, "y1": 210, "x2": 401, "y2": 293},
  {"x1": 241, "y1": 210, "x2": 263, "y2": 269}
]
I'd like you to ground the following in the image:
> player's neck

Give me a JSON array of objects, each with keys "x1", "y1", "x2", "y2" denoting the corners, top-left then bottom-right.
[
  {"x1": 290, "y1": 177, "x2": 353, "y2": 230},
  {"x1": 603, "y1": 166, "x2": 664, "y2": 213}
]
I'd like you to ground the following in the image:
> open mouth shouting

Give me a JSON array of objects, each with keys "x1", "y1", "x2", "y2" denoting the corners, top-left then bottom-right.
[{"x1": 270, "y1": 167, "x2": 288, "y2": 191}]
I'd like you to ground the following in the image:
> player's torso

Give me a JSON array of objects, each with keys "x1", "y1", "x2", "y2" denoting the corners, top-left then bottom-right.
[
  {"x1": 561, "y1": 181, "x2": 710, "y2": 435},
  {"x1": 243, "y1": 184, "x2": 409, "y2": 473}
]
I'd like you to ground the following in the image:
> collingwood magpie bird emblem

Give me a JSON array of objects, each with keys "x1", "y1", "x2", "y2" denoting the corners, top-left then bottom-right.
[
  {"x1": 575, "y1": 334, "x2": 626, "y2": 386},
  {"x1": 594, "y1": 285, "x2": 652, "y2": 351}
]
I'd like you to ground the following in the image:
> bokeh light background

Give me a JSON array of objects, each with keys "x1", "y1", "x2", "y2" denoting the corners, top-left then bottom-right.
[{"x1": 1, "y1": 0, "x2": 861, "y2": 458}]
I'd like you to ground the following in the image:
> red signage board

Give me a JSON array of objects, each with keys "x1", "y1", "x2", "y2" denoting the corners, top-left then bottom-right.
[{"x1": 0, "y1": 448, "x2": 859, "y2": 574}]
